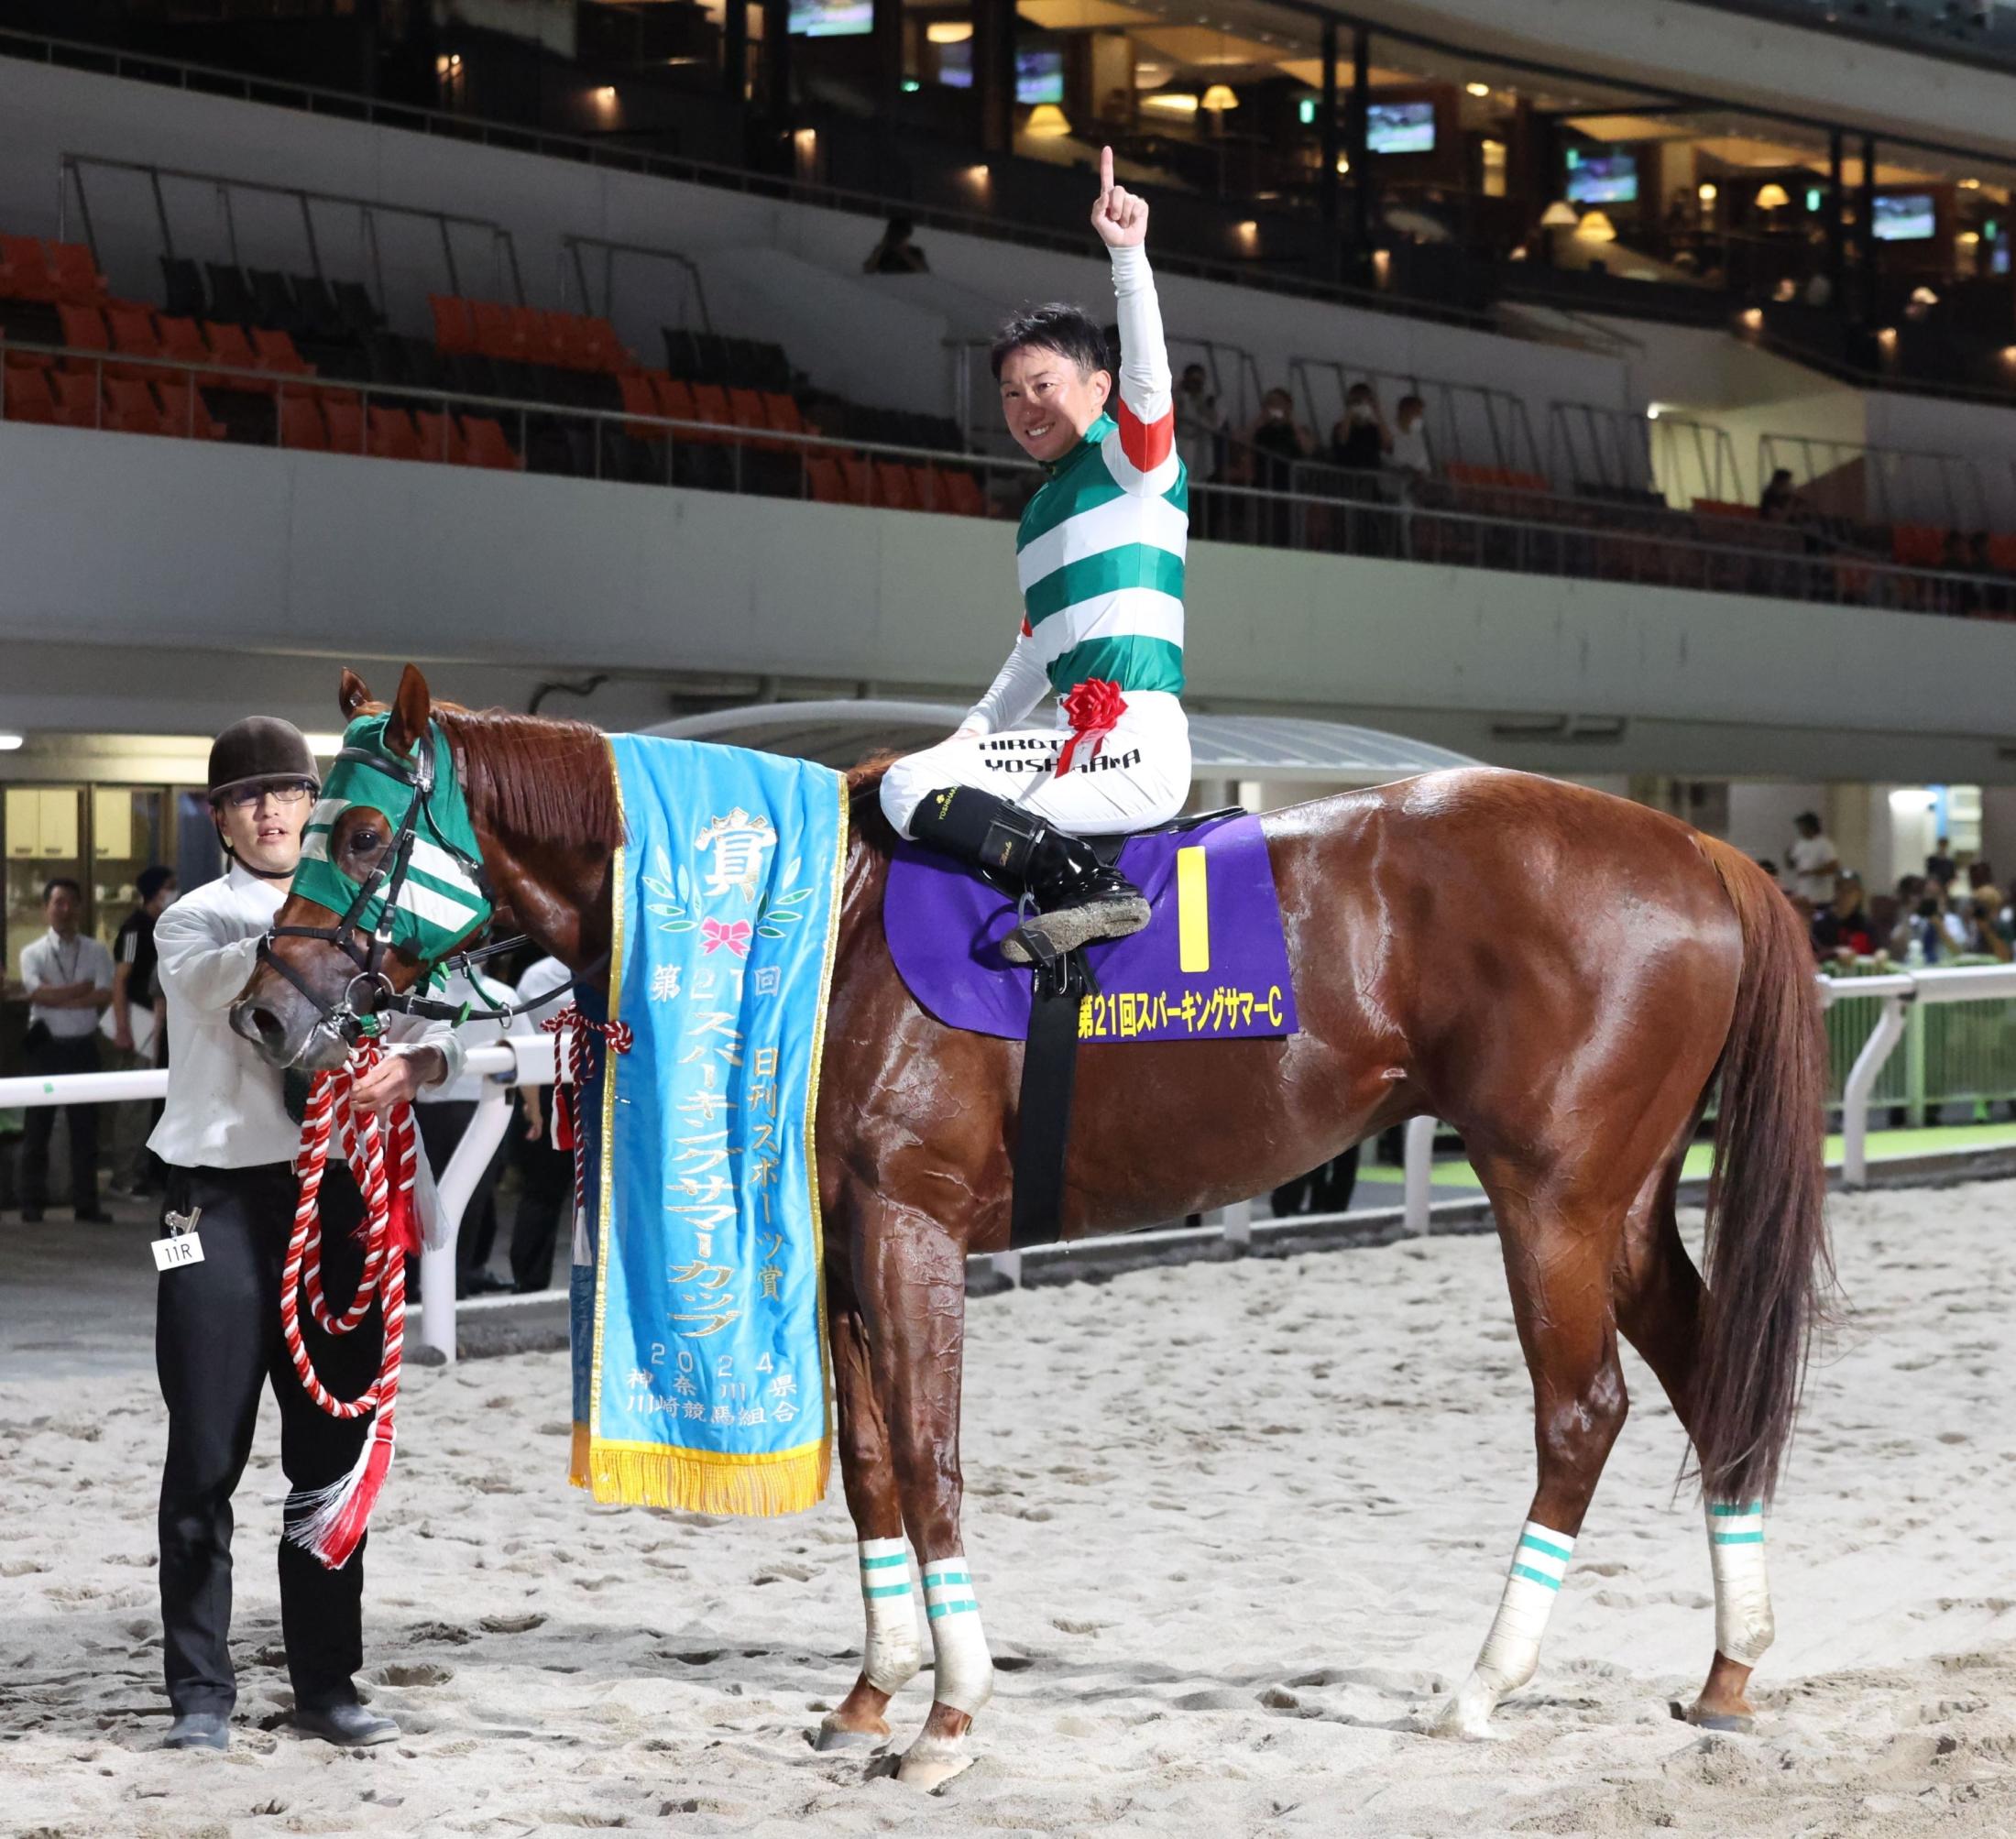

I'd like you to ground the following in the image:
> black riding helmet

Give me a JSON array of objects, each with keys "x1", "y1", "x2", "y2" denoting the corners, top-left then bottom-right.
[{"x1": 207, "y1": 717, "x2": 320, "y2": 805}]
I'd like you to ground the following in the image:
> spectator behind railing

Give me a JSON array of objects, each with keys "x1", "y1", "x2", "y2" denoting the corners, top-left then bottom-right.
[
  {"x1": 1173, "y1": 362, "x2": 1224, "y2": 538},
  {"x1": 1759, "y1": 466, "x2": 1806, "y2": 523},
  {"x1": 862, "y1": 215, "x2": 929, "y2": 276},
  {"x1": 1812, "y1": 871, "x2": 1880, "y2": 963},
  {"x1": 1386, "y1": 392, "x2": 1434, "y2": 483},
  {"x1": 1786, "y1": 810, "x2": 1841, "y2": 907},
  {"x1": 1329, "y1": 380, "x2": 1390, "y2": 473},
  {"x1": 1243, "y1": 386, "x2": 1316, "y2": 546}
]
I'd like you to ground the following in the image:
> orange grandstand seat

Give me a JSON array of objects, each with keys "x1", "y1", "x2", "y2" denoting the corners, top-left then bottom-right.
[
  {"x1": 576, "y1": 316, "x2": 626, "y2": 372},
  {"x1": 1691, "y1": 498, "x2": 1759, "y2": 520},
  {"x1": 103, "y1": 376, "x2": 164, "y2": 436},
  {"x1": 760, "y1": 391, "x2": 805, "y2": 443},
  {"x1": 323, "y1": 398, "x2": 366, "y2": 453},
  {"x1": 460, "y1": 415, "x2": 520, "y2": 471},
  {"x1": 414, "y1": 409, "x2": 469, "y2": 465},
  {"x1": 155, "y1": 313, "x2": 212, "y2": 378},
  {"x1": 367, "y1": 405, "x2": 423, "y2": 462},
  {"x1": 689, "y1": 382, "x2": 736, "y2": 441},
  {"x1": 509, "y1": 305, "x2": 560, "y2": 368},
  {"x1": 841, "y1": 454, "x2": 879, "y2": 507},
  {"x1": 907, "y1": 464, "x2": 940, "y2": 512},
  {"x1": 251, "y1": 327, "x2": 313, "y2": 378},
  {"x1": 544, "y1": 312, "x2": 591, "y2": 371},
  {"x1": 49, "y1": 369, "x2": 99, "y2": 429},
  {"x1": 2, "y1": 361, "x2": 58, "y2": 424},
  {"x1": 430, "y1": 294, "x2": 476, "y2": 356},
  {"x1": 874, "y1": 460, "x2": 915, "y2": 510},
  {"x1": 1890, "y1": 523, "x2": 1946, "y2": 569},
  {"x1": 279, "y1": 393, "x2": 327, "y2": 452},
  {"x1": 619, "y1": 370, "x2": 668, "y2": 439},
  {"x1": 105, "y1": 303, "x2": 165, "y2": 381},
  {"x1": 805, "y1": 454, "x2": 849, "y2": 504},
  {"x1": 727, "y1": 386, "x2": 771, "y2": 444},
  {"x1": 0, "y1": 233, "x2": 60, "y2": 303},
  {"x1": 469, "y1": 300, "x2": 522, "y2": 361},
  {"x1": 57, "y1": 302, "x2": 110, "y2": 367},
  {"x1": 937, "y1": 468, "x2": 985, "y2": 518},
  {"x1": 202, "y1": 322, "x2": 262, "y2": 385},
  {"x1": 1989, "y1": 534, "x2": 2016, "y2": 575},
  {"x1": 1501, "y1": 469, "x2": 1550, "y2": 495},
  {"x1": 154, "y1": 379, "x2": 225, "y2": 440},
  {"x1": 46, "y1": 240, "x2": 110, "y2": 306},
  {"x1": 649, "y1": 372, "x2": 700, "y2": 431}
]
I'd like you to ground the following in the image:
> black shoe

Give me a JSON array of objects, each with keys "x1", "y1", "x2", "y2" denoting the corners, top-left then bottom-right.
[
  {"x1": 163, "y1": 1710, "x2": 231, "y2": 1751},
  {"x1": 294, "y1": 1702, "x2": 398, "y2": 1746},
  {"x1": 1002, "y1": 866, "x2": 1151, "y2": 965}
]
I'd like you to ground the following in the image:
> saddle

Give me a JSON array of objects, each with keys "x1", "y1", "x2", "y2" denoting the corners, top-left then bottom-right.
[{"x1": 882, "y1": 807, "x2": 1299, "y2": 1249}]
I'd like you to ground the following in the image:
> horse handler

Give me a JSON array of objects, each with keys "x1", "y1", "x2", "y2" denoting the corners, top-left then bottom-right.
[{"x1": 149, "y1": 717, "x2": 464, "y2": 1751}]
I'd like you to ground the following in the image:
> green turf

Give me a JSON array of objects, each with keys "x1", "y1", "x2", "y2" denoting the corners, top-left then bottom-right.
[{"x1": 1353, "y1": 1120, "x2": 2016, "y2": 1190}]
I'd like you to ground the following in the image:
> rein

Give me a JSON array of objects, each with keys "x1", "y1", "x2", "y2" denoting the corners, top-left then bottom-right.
[{"x1": 280, "y1": 1034, "x2": 416, "y2": 1571}]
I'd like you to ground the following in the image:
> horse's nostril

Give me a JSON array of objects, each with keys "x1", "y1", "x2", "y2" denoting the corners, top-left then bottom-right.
[{"x1": 247, "y1": 1004, "x2": 287, "y2": 1047}]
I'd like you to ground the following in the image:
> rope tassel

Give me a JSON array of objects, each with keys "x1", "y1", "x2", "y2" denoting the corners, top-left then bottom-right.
[{"x1": 281, "y1": 1038, "x2": 415, "y2": 1571}]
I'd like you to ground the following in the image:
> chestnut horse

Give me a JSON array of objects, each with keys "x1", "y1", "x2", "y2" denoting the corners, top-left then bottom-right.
[{"x1": 234, "y1": 665, "x2": 1829, "y2": 1788}]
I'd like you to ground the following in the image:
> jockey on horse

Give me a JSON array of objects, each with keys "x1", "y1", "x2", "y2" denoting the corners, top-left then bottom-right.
[{"x1": 880, "y1": 147, "x2": 1190, "y2": 968}]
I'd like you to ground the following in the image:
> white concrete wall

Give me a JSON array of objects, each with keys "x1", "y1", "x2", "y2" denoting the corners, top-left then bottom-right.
[{"x1": 7, "y1": 418, "x2": 2016, "y2": 791}]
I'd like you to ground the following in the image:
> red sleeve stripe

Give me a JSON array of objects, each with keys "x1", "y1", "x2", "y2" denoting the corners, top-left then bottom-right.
[
  {"x1": 1020, "y1": 616, "x2": 1033, "y2": 638},
  {"x1": 1115, "y1": 398, "x2": 1174, "y2": 473}
]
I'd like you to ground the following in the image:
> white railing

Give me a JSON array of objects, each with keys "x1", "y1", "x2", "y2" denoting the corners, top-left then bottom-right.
[{"x1": 5, "y1": 963, "x2": 2009, "y2": 1361}]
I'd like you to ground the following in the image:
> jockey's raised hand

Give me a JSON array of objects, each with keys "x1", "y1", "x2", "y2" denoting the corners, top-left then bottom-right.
[{"x1": 1090, "y1": 146, "x2": 1146, "y2": 250}]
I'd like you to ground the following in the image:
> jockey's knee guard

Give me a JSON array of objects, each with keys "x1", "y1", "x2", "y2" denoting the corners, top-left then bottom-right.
[{"x1": 910, "y1": 785, "x2": 1046, "y2": 881}]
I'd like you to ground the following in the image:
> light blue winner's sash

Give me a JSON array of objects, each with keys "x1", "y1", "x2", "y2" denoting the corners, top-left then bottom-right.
[{"x1": 579, "y1": 736, "x2": 847, "y2": 1516}]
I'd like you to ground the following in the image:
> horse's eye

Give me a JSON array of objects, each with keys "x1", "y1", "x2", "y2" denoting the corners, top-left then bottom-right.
[{"x1": 351, "y1": 829, "x2": 382, "y2": 852}]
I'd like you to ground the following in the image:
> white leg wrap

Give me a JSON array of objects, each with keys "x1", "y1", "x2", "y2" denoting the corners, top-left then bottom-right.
[
  {"x1": 1706, "y1": 1501, "x2": 1774, "y2": 1666},
  {"x1": 858, "y1": 1538, "x2": 924, "y2": 1694},
  {"x1": 921, "y1": 1555, "x2": 993, "y2": 1715},
  {"x1": 1440, "y1": 1521, "x2": 1574, "y2": 1735}
]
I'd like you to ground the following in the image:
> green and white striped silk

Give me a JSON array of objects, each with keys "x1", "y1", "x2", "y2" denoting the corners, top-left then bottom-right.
[
  {"x1": 1015, "y1": 410, "x2": 1188, "y2": 699},
  {"x1": 292, "y1": 714, "x2": 492, "y2": 967}
]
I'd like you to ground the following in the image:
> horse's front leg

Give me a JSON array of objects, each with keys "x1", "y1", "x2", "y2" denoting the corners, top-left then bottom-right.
[
  {"x1": 858, "y1": 1194, "x2": 992, "y2": 1790},
  {"x1": 816, "y1": 1286, "x2": 924, "y2": 1751}
]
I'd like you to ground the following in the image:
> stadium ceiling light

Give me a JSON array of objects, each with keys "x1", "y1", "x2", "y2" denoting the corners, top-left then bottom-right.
[
  {"x1": 1960, "y1": 176, "x2": 1982, "y2": 189},
  {"x1": 0, "y1": 732, "x2": 24, "y2": 751},
  {"x1": 1144, "y1": 92, "x2": 1200, "y2": 114},
  {"x1": 1200, "y1": 84, "x2": 1239, "y2": 111},
  {"x1": 1698, "y1": 181, "x2": 1718, "y2": 203},
  {"x1": 1465, "y1": 81, "x2": 1491, "y2": 97},
  {"x1": 1539, "y1": 199, "x2": 1578, "y2": 226},
  {"x1": 1025, "y1": 103, "x2": 1073, "y2": 137},
  {"x1": 1335, "y1": 151, "x2": 1351, "y2": 174},
  {"x1": 1754, "y1": 181, "x2": 1791, "y2": 209},
  {"x1": 926, "y1": 19, "x2": 972, "y2": 42},
  {"x1": 1911, "y1": 284, "x2": 1939, "y2": 304},
  {"x1": 1575, "y1": 209, "x2": 1617, "y2": 240}
]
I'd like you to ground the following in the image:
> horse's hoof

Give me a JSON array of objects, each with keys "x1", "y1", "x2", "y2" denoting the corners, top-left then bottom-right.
[
  {"x1": 895, "y1": 1734, "x2": 974, "y2": 1792},
  {"x1": 1679, "y1": 1702, "x2": 1756, "y2": 1735},
  {"x1": 815, "y1": 1717, "x2": 888, "y2": 1753},
  {"x1": 1431, "y1": 1680, "x2": 1498, "y2": 1740}
]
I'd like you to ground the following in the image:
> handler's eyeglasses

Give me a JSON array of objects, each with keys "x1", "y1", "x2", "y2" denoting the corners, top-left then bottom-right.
[{"x1": 220, "y1": 779, "x2": 316, "y2": 812}]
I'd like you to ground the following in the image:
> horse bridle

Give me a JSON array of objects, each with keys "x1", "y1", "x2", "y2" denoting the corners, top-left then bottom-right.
[{"x1": 257, "y1": 728, "x2": 536, "y2": 1045}]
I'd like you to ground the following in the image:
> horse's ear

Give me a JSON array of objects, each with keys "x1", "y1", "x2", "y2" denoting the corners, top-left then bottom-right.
[
  {"x1": 338, "y1": 669, "x2": 371, "y2": 718},
  {"x1": 383, "y1": 664, "x2": 433, "y2": 759}
]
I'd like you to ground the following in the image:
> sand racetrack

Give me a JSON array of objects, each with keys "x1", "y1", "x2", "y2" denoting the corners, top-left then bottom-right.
[{"x1": 3, "y1": 1179, "x2": 2013, "y2": 1838}]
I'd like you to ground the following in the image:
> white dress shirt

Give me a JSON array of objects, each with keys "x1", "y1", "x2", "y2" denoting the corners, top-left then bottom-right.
[
  {"x1": 20, "y1": 929, "x2": 115, "y2": 1040},
  {"x1": 148, "y1": 861, "x2": 466, "y2": 1170}
]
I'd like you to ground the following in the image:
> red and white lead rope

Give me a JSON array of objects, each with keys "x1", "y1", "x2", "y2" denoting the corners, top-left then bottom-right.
[
  {"x1": 280, "y1": 1035, "x2": 420, "y2": 1571},
  {"x1": 540, "y1": 1004, "x2": 633, "y2": 1243}
]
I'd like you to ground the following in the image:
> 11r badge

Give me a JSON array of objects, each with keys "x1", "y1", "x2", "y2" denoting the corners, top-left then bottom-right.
[{"x1": 153, "y1": 1206, "x2": 205, "y2": 1272}]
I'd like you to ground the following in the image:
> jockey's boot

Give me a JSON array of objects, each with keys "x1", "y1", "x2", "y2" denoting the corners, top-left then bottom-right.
[{"x1": 911, "y1": 786, "x2": 1149, "y2": 968}]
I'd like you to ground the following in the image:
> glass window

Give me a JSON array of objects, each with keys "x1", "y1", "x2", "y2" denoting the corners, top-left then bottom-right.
[
  {"x1": 5, "y1": 786, "x2": 85, "y2": 980},
  {"x1": 91, "y1": 788, "x2": 172, "y2": 954}
]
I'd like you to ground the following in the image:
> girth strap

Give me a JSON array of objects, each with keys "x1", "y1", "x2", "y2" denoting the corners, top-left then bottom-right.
[{"x1": 1010, "y1": 951, "x2": 1089, "y2": 1250}]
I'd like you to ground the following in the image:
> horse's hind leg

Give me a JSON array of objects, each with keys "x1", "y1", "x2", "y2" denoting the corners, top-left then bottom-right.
[
  {"x1": 1438, "y1": 1160, "x2": 1632, "y2": 1738},
  {"x1": 1615, "y1": 1167, "x2": 1774, "y2": 1732},
  {"x1": 815, "y1": 1286, "x2": 924, "y2": 1752}
]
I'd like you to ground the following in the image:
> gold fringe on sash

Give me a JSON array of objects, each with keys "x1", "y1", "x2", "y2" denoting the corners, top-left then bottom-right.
[
  {"x1": 585, "y1": 1439, "x2": 832, "y2": 1516},
  {"x1": 569, "y1": 1420, "x2": 592, "y2": 1489}
]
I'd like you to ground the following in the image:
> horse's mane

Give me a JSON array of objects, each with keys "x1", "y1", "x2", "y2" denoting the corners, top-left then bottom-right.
[
  {"x1": 435, "y1": 705, "x2": 622, "y2": 851},
  {"x1": 845, "y1": 754, "x2": 902, "y2": 858}
]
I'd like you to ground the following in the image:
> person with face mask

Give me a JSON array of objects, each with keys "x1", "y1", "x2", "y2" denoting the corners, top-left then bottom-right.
[
  {"x1": 1330, "y1": 381, "x2": 1391, "y2": 473},
  {"x1": 148, "y1": 716, "x2": 465, "y2": 1753}
]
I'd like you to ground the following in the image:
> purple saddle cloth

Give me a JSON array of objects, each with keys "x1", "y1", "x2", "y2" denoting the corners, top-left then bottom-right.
[{"x1": 883, "y1": 811, "x2": 1298, "y2": 1043}]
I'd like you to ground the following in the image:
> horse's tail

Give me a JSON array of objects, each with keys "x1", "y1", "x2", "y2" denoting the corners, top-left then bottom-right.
[{"x1": 1690, "y1": 834, "x2": 1834, "y2": 1507}]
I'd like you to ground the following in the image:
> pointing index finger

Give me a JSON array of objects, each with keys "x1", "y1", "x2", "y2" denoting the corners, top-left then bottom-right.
[{"x1": 1100, "y1": 145, "x2": 1114, "y2": 196}]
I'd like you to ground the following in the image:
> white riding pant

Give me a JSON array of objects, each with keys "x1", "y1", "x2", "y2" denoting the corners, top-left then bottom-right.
[{"x1": 881, "y1": 692, "x2": 1191, "y2": 839}]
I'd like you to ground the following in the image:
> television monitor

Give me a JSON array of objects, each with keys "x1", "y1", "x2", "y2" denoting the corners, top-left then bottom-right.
[
  {"x1": 1565, "y1": 148, "x2": 1638, "y2": 205},
  {"x1": 1874, "y1": 193, "x2": 1936, "y2": 242},
  {"x1": 936, "y1": 38, "x2": 973, "y2": 87},
  {"x1": 788, "y1": 0, "x2": 871, "y2": 34},
  {"x1": 1015, "y1": 47, "x2": 1064, "y2": 105},
  {"x1": 1366, "y1": 100, "x2": 1435, "y2": 155}
]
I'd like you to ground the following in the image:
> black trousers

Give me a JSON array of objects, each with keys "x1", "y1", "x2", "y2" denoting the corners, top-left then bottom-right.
[
  {"x1": 156, "y1": 1161, "x2": 380, "y2": 1715},
  {"x1": 22, "y1": 1033, "x2": 102, "y2": 1214},
  {"x1": 509, "y1": 1113, "x2": 574, "y2": 1294}
]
